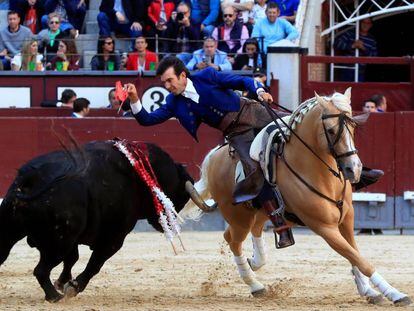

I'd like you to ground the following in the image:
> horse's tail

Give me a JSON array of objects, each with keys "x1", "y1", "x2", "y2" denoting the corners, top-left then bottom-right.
[{"x1": 179, "y1": 145, "x2": 220, "y2": 222}]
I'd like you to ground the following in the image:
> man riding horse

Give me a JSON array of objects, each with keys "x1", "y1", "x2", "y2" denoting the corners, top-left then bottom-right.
[{"x1": 126, "y1": 56, "x2": 381, "y2": 248}]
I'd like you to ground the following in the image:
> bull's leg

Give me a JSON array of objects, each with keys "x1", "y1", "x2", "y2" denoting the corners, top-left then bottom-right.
[
  {"x1": 314, "y1": 225, "x2": 411, "y2": 306},
  {"x1": 33, "y1": 253, "x2": 64, "y2": 302},
  {"x1": 248, "y1": 211, "x2": 268, "y2": 271},
  {"x1": 338, "y1": 209, "x2": 383, "y2": 304},
  {"x1": 224, "y1": 225, "x2": 266, "y2": 296},
  {"x1": 64, "y1": 239, "x2": 124, "y2": 298},
  {"x1": 54, "y1": 246, "x2": 79, "y2": 292}
]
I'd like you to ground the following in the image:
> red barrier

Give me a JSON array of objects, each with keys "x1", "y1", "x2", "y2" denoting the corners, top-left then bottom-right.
[{"x1": 0, "y1": 118, "x2": 222, "y2": 196}]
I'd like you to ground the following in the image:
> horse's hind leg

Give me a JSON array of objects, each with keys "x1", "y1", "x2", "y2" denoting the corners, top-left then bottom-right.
[
  {"x1": 315, "y1": 224, "x2": 411, "y2": 305},
  {"x1": 54, "y1": 246, "x2": 79, "y2": 292},
  {"x1": 338, "y1": 209, "x2": 383, "y2": 304},
  {"x1": 224, "y1": 224, "x2": 266, "y2": 296},
  {"x1": 248, "y1": 210, "x2": 268, "y2": 271}
]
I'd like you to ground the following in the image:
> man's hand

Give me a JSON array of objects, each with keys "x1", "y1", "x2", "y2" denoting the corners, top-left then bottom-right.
[
  {"x1": 116, "y1": 11, "x2": 126, "y2": 23},
  {"x1": 259, "y1": 91, "x2": 273, "y2": 104},
  {"x1": 125, "y1": 83, "x2": 139, "y2": 103},
  {"x1": 131, "y1": 22, "x2": 142, "y2": 31}
]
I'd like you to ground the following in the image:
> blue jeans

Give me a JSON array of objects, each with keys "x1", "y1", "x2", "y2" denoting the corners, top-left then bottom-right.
[{"x1": 97, "y1": 12, "x2": 142, "y2": 38}]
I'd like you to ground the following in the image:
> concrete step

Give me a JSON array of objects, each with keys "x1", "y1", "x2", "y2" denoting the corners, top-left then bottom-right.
[
  {"x1": 86, "y1": 9, "x2": 99, "y2": 22},
  {"x1": 89, "y1": 0, "x2": 100, "y2": 10},
  {"x1": 82, "y1": 50, "x2": 96, "y2": 69},
  {"x1": 77, "y1": 34, "x2": 99, "y2": 54},
  {"x1": 86, "y1": 21, "x2": 99, "y2": 35}
]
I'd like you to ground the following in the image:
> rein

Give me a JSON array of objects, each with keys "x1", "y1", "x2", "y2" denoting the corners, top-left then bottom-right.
[{"x1": 261, "y1": 101, "x2": 356, "y2": 220}]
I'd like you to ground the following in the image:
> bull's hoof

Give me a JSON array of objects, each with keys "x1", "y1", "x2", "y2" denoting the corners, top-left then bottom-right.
[
  {"x1": 366, "y1": 294, "x2": 384, "y2": 305},
  {"x1": 63, "y1": 280, "x2": 79, "y2": 299},
  {"x1": 394, "y1": 296, "x2": 412, "y2": 306},
  {"x1": 46, "y1": 292, "x2": 64, "y2": 303},
  {"x1": 251, "y1": 287, "x2": 267, "y2": 298},
  {"x1": 247, "y1": 258, "x2": 265, "y2": 272}
]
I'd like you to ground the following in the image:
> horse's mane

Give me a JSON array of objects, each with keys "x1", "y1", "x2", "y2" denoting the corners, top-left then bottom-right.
[{"x1": 323, "y1": 92, "x2": 352, "y2": 114}]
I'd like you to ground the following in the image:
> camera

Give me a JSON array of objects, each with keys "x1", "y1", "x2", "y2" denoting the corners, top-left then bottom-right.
[
  {"x1": 203, "y1": 55, "x2": 212, "y2": 64},
  {"x1": 177, "y1": 12, "x2": 185, "y2": 21}
]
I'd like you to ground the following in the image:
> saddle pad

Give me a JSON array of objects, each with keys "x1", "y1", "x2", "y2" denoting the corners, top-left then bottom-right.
[{"x1": 250, "y1": 116, "x2": 290, "y2": 185}]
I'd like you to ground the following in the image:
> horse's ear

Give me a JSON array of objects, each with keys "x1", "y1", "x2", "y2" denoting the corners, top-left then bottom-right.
[
  {"x1": 315, "y1": 92, "x2": 329, "y2": 108},
  {"x1": 344, "y1": 87, "x2": 352, "y2": 101},
  {"x1": 353, "y1": 112, "x2": 370, "y2": 125}
]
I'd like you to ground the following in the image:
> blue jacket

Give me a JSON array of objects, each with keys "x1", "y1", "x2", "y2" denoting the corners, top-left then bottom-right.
[
  {"x1": 186, "y1": 49, "x2": 232, "y2": 71},
  {"x1": 133, "y1": 67, "x2": 263, "y2": 140}
]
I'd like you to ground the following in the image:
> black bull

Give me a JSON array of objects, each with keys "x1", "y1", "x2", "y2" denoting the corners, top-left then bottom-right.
[{"x1": 0, "y1": 140, "x2": 208, "y2": 302}]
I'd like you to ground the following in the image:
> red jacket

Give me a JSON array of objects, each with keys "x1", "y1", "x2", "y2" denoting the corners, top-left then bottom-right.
[
  {"x1": 147, "y1": 0, "x2": 175, "y2": 27},
  {"x1": 126, "y1": 50, "x2": 158, "y2": 71}
]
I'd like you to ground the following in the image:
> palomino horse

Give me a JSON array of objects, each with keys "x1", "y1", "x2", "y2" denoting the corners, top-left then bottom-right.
[{"x1": 180, "y1": 89, "x2": 412, "y2": 306}]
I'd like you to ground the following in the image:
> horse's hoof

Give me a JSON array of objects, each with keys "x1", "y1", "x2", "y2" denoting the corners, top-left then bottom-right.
[
  {"x1": 366, "y1": 294, "x2": 384, "y2": 305},
  {"x1": 63, "y1": 280, "x2": 79, "y2": 299},
  {"x1": 251, "y1": 287, "x2": 267, "y2": 297},
  {"x1": 247, "y1": 258, "x2": 264, "y2": 272},
  {"x1": 54, "y1": 279, "x2": 64, "y2": 292},
  {"x1": 46, "y1": 292, "x2": 64, "y2": 303},
  {"x1": 394, "y1": 296, "x2": 412, "y2": 306}
]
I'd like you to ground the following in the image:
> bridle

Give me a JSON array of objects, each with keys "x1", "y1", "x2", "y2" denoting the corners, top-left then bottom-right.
[{"x1": 262, "y1": 101, "x2": 359, "y2": 221}]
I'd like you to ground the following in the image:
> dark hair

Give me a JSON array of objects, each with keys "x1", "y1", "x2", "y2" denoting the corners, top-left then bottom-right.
[
  {"x1": 242, "y1": 38, "x2": 259, "y2": 53},
  {"x1": 97, "y1": 36, "x2": 116, "y2": 66},
  {"x1": 7, "y1": 11, "x2": 20, "y2": 18},
  {"x1": 156, "y1": 56, "x2": 190, "y2": 77},
  {"x1": 266, "y1": 2, "x2": 280, "y2": 11},
  {"x1": 61, "y1": 89, "x2": 77, "y2": 103},
  {"x1": 73, "y1": 98, "x2": 90, "y2": 113},
  {"x1": 108, "y1": 88, "x2": 116, "y2": 100},
  {"x1": 369, "y1": 94, "x2": 385, "y2": 107}
]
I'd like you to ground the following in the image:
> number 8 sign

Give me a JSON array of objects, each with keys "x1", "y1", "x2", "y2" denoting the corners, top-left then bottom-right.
[{"x1": 141, "y1": 86, "x2": 170, "y2": 112}]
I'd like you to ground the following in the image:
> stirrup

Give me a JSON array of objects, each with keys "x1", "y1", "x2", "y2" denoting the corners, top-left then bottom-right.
[{"x1": 273, "y1": 228, "x2": 295, "y2": 249}]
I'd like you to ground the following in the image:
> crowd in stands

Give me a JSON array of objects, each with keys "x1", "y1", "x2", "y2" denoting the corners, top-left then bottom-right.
[{"x1": 0, "y1": 0, "x2": 300, "y2": 71}]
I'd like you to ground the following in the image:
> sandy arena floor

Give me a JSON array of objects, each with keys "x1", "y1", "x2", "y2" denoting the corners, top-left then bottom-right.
[{"x1": 0, "y1": 230, "x2": 413, "y2": 311}]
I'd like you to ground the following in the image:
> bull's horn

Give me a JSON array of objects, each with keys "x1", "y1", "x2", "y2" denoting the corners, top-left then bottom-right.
[{"x1": 185, "y1": 181, "x2": 217, "y2": 213}]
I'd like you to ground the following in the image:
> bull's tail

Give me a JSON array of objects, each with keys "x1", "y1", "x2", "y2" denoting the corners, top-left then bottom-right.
[{"x1": 179, "y1": 145, "x2": 220, "y2": 222}]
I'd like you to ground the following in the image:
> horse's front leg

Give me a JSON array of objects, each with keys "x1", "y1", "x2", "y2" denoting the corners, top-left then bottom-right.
[
  {"x1": 248, "y1": 210, "x2": 268, "y2": 271},
  {"x1": 338, "y1": 209, "x2": 383, "y2": 304},
  {"x1": 224, "y1": 226, "x2": 266, "y2": 296},
  {"x1": 315, "y1": 222, "x2": 412, "y2": 306}
]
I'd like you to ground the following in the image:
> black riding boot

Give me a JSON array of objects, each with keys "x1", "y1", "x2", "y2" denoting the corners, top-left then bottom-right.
[{"x1": 261, "y1": 200, "x2": 295, "y2": 249}]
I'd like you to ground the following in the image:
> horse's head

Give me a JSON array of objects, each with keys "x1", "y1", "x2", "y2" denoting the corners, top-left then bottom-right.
[{"x1": 315, "y1": 87, "x2": 363, "y2": 183}]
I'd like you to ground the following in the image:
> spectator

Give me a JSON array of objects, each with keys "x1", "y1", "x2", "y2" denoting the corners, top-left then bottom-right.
[
  {"x1": 106, "y1": 88, "x2": 121, "y2": 109},
  {"x1": 221, "y1": 0, "x2": 254, "y2": 26},
  {"x1": 11, "y1": 38, "x2": 43, "y2": 71},
  {"x1": 186, "y1": 37, "x2": 232, "y2": 71},
  {"x1": 212, "y1": 6, "x2": 249, "y2": 57},
  {"x1": 41, "y1": 0, "x2": 86, "y2": 38},
  {"x1": 251, "y1": 2, "x2": 298, "y2": 53},
  {"x1": 163, "y1": 2, "x2": 201, "y2": 65},
  {"x1": 125, "y1": 36, "x2": 158, "y2": 71},
  {"x1": 233, "y1": 38, "x2": 262, "y2": 70},
  {"x1": 10, "y1": 0, "x2": 45, "y2": 34},
  {"x1": 334, "y1": 17, "x2": 377, "y2": 82},
  {"x1": 57, "y1": 88, "x2": 76, "y2": 108},
  {"x1": 48, "y1": 38, "x2": 79, "y2": 70},
  {"x1": 248, "y1": 0, "x2": 267, "y2": 26},
  {"x1": 97, "y1": 0, "x2": 146, "y2": 39},
  {"x1": 0, "y1": 11, "x2": 33, "y2": 70},
  {"x1": 370, "y1": 94, "x2": 387, "y2": 112},
  {"x1": 90, "y1": 36, "x2": 121, "y2": 71},
  {"x1": 269, "y1": 0, "x2": 299, "y2": 23},
  {"x1": 72, "y1": 97, "x2": 90, "y2": 118},
  {"x1": 145, "y1": 0, "x2": 175, "y2": 50},
  {"x1": 190, "y1": 0, "x2": 220, "y2": 37},
  {"x1": 362, "y1": 100, "x2": 377, "y2": 113},
  {"x1": 37, "y1": 12, "x2": 67, "y2": 62}
]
